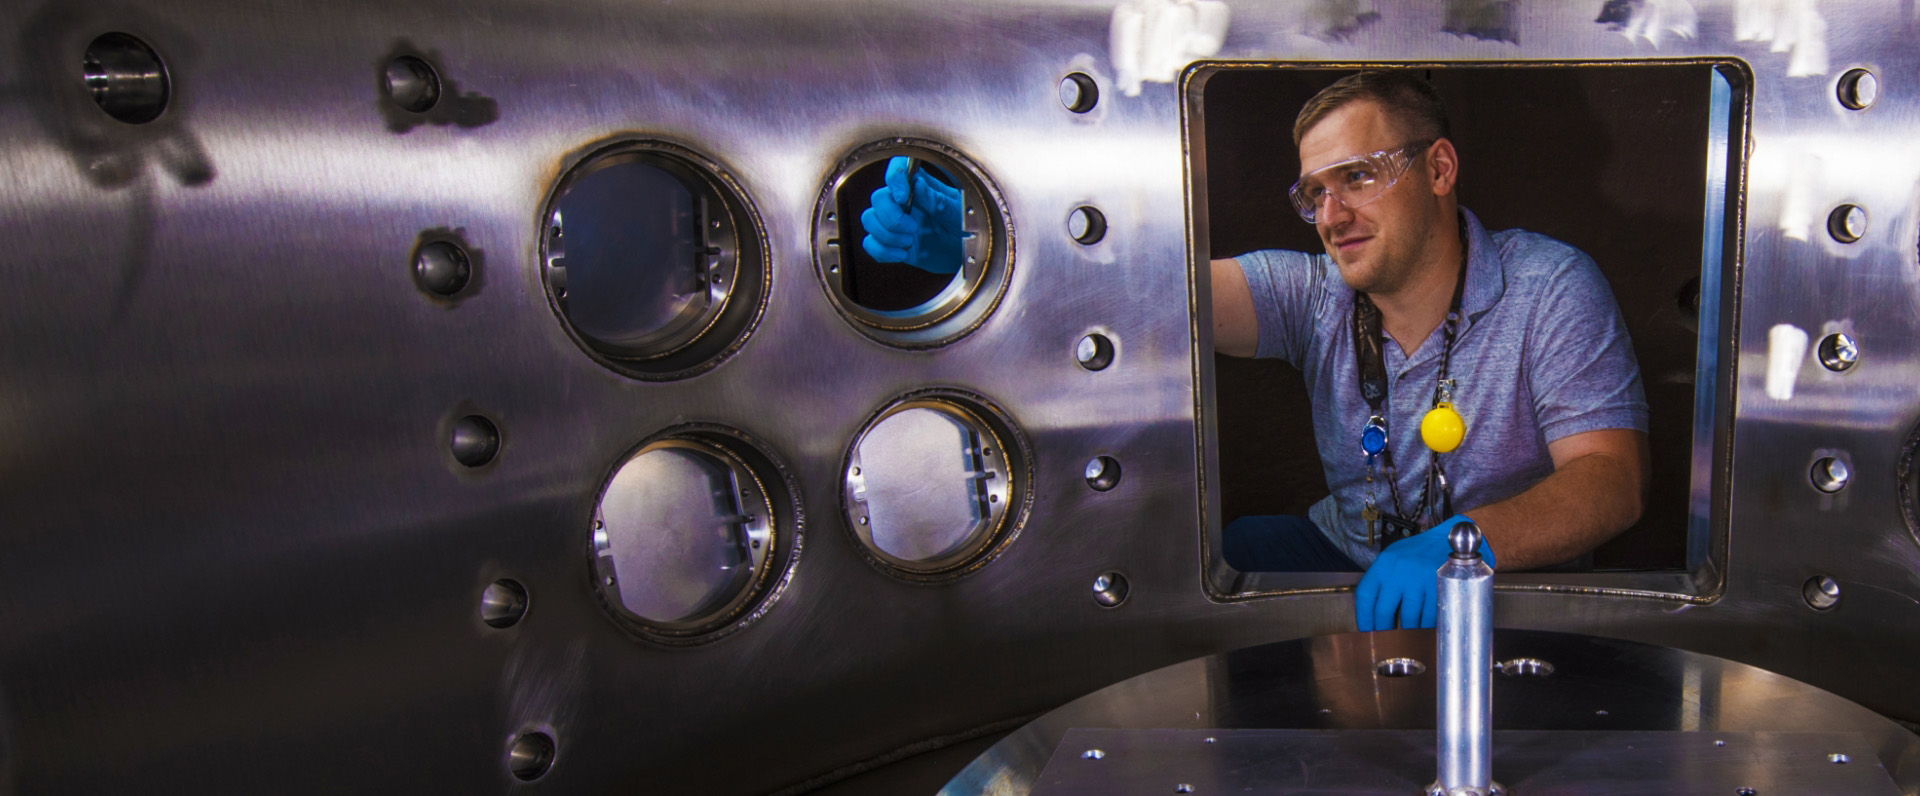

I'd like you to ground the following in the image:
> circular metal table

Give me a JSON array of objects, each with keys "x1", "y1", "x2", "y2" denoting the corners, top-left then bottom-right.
[{"x1": 939, "y1": 630, "x2": 1920, "y2": 795}]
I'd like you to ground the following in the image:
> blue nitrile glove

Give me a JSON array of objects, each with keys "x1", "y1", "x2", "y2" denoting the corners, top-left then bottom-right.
[
  {"x1": 861, "y1": 156, "x2": 966, "y2": 275},
  {"x1": 1354, "y1": 514, "x2": 1496, "y2": 632}
]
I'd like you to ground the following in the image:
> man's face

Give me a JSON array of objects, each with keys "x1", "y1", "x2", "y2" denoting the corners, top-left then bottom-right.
[{"x1": 1296, "y1": 100, "x2": 1438, "y2": 296}]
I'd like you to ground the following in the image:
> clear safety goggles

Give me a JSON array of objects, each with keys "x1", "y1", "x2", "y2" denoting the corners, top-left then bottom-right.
[{"x1": 1287, "y1": 140, "x2": 1433, "y2": 224}]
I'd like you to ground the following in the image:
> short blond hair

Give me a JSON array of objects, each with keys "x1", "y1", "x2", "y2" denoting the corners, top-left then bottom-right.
[{"x1": 1293, "y1": 70, "x2": 1451, "y2": 149}]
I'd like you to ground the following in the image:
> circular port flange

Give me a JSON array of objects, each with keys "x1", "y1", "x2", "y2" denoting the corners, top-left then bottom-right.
[
  {"x1": 590, "y1": 425, "x2": 800, "y2": 645},
  {"x1": 384, "y1": 55, "x2": 441, "y2": 113},
  {"x1": 541, "y1": 140, "x2": 768, "y2": 380},
  {"x1": 843, "y1": 390, "x2": 1032, "y2": 579},
  {"x1": 507, "y1": 732, "x2": 555, "y2": 781},
  {"x1": 480, "y1": 579, "x2": 528, "y2": 628},
  {"x1": 1092, "y1": 571, "x2": 1130, "y2": 608},
  {"x1": 1837, "y1": 68, "x2": 1878, "y2": 111},
  {"x1": 1060, "y1": 72, "x2": 1100, "y2": 113},
  {"x1": 813, "y1": 139, "x2": 1013, "y2": 349},
  {"x1": 1803, "y1": 575, "x2": 1840, "y2": 611},
  {"x1": 84, "y1": 32, "x2": 170, "y2": 125},
  {"x1": 1376, "y1": 657, "x2": 1426, "y2": 677}
]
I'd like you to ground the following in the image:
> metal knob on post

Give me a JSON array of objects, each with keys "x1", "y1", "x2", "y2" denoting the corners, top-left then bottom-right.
[{"x1": 1430, "y1": 520, "x2": 1502, "y2": 796}]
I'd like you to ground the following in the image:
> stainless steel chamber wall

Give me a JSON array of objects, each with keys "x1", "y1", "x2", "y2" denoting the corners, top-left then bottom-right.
[{"x1": 1, "y1": 1, "x2": 1917, "y2": 794}]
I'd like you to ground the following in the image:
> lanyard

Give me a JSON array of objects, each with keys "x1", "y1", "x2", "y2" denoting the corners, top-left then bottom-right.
[{"x1": 1350, "y1": 244, "x2": 1466, "y2": 535}]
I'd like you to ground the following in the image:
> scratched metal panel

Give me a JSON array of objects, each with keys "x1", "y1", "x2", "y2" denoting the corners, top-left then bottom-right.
[{"x1": 0, "y1": 1, "x2": 1916, "y2": 794}]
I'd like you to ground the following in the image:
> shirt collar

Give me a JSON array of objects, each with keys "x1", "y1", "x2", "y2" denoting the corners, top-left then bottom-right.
[{"x1": 1459, "y1": 206, "x2": 1506, "y2": 327}]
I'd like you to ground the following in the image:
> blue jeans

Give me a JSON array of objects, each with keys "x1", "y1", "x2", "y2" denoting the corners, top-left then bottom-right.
[{"x1": 1223, "y1": 514, "x2": 1362, "y2": 572}]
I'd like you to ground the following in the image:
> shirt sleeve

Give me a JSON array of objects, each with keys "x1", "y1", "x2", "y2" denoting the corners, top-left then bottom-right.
[
  {"x1": 1525, "y1": 249, "x2": 1650, "y2": 442},
  {"x1": 1232, "y1": 249, "x2": 1323, "y2": 367}
]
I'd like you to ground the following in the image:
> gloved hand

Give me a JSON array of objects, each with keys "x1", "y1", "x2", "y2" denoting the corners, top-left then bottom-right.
[
  {"x1": 861, "y1": 156, "x2": 966, "y2": 275},
  {"x1": 1354, "y1": 514, "x2": 1496, "y2": 632}
]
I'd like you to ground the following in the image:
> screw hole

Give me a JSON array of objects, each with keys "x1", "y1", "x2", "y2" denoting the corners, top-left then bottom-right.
[
  {"x1": 84, "y1": 33, "x2": 170, "y2": 125},
  {"x1": 1092, "y1": 571, "x2": 1130, "y2": 608},
  {"x1": 480, "y1": 579, "x2": 528, "y2": 628},
  {"x1": 507, "y1": 732, "x2": 555, "y2": 781},
  {"x1": 1068, "y1": 206, "x2": 1108, "y2": 245},
  {"x1": 1085, "y1": 455, "x2": 1123, "y2": 492},
  {"x1": 1375, "y1": 658, "x2": 1425, "y2": 677},
  {"x1": 1060, "y1": 72, "x2": 1100, "y2": 113},
  {"x1": 385, "y1": 55, "x2": 441, "y2": 113}
]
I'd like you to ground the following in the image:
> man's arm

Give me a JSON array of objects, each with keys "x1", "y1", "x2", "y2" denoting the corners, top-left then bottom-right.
[
  {"x1": 1211, "y1": 257, "x2": 1258, "y2": 357},
  {"x1": 1462, "y1": 427, "x2": 1649, "y2": 571}
]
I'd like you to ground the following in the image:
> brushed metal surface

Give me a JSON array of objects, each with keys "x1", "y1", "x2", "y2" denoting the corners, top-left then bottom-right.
[
  {"x1": 1032, "y1": 729, "x2": 1900, "y2": 796},
  {"x1": 2, "y1": 1, "x2": 1918, "y2": 794},
  {"x1": 945, "y1": 630, "x2": 1920, "y2": 795}
]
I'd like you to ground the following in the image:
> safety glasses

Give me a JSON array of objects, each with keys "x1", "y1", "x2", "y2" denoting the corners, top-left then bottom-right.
[{"x1": 1287, "y1": 140, "x2": 1434, "y2": 224}]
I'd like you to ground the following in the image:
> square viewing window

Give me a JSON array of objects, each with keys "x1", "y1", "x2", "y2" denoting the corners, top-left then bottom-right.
[{"x1": 1187, "y1": 62, "x2": 1747, "y2": 600}]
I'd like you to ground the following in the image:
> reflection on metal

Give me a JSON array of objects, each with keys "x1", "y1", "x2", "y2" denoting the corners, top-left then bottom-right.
[
  {"x1": 448, "y1": 415, "x2": 500, "y2": 468},
  {"x1": 591, "y1": 430, "x2": 793, "y2": 642},
  {"x1": 1376, "y1": 657, "x2": 1426, "y2": 677},
  {"x1": 1434, "y1": 522, "x2": 1496, "y2": 796},
  {"x1": 1495, "y1": 658, "x2": 1554, "y2": 677},
  {"x1": 1085, "y1": 455, "x2": 1122, "y2": 491},
  {"x1": 479, "y1": 579, "x2": 528, "y2": 629},
  {"x1": 1810, "y1": 456, "x2": 1850, "y2": 494},
  {"x1": 1093, "y1": 572, "x2": 1131, "y2": 608},
  {"x1": 543, "y1": 140, "x2": 766, "y2": 379},
  {"x1": 83, "y1": 32, "x2": 169, "y2": 125},
  {"x1": 1068, "y1": 206, "x2": 1107, "y2": 245},
  {"x1": 814, "y1": 140, "x2": 1011, "y2": 347},
  {"x1": 382, "y1": 55, "x2": 440, "y2": 114},
  {"x1": 1827, "y1": 203, "x2": 1868, "y2": 243},
  {"x1": 1803, "y1": 575, "x2": 1841, "y2": 610},
  {"x1": 1024, "y1": 728, "x2": 1898, "y2": 795},
  {"x1": 1059, "y1": 73, "x2": 1100, "y2": 114},
  {"x1": 844, "y1": 393, "x2": 1027, "y2": 576},
  {"x1": 411, "y1": 239, "x2": 470, "y2": 297},
  {"x1": 943, "y1": 631, "x2": 1920, "y2": 794},
  {"x1": 507, "y1": 731, "x2": 555, "y2": 781},
  {"x1": 1838, "y1": 67, "x2": 1879, "y2": 110},
  {"x1": 1818, "y1": 332, "x2": 1859, "y2": 372}
]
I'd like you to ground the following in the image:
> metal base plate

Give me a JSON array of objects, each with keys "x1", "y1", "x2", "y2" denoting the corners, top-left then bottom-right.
[{"x1": 1033, "y1": 729, "x2": 1898, "y2": 795}]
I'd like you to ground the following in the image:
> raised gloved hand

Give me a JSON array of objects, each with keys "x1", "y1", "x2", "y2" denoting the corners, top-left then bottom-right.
[
  {"x1": 861, "y1": 156, "x2": 966, "y2": 275},
  {"x1": 1354, "y1": 514, "x2": 1495, "y2": 632}
]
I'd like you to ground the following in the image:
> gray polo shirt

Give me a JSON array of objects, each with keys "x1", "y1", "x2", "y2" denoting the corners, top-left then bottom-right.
[{"x1": 1234, "y1": 208, "x2": 1648, "y2": 567}]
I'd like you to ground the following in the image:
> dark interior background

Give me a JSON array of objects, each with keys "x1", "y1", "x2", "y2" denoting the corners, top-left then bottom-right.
[{"x1": 1203, "y1": 65, "x2": 1712, "y2": 570}]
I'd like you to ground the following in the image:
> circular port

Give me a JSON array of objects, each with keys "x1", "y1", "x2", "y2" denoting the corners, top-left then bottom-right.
[
  {"x1": 1803, "y1": 575, "x2": 1840, "y2": 611},
  {"x1": 843, "y1": 390, "x2": 1031, "y2": 578},
  {"x1": 542, "y1": 140, "x2": 768, "y2": 380},
  {"x1": 814, "y1": 139, "x2": 1012, "y2": 348},
  {"x1": 1076, "y1": 333, "x2": 1115, "y2": 371},
  {"x1": 384, "y1": 55, "x2": 441, "y2": 113},
  {"x1": 1496, "y1": 658, "x2": 1555, "y2": 677},
  {"x1": 1817, "y1": 333, "x2": 1858, "y2": 372},
  {"x1": 1810, "y1": 456, "x2": 1850, "y2": 494},
  {"x1": 1828, "y1": 204, "x2": 1868, "y2": 243},
  {"x1": 413, "y1": 239, "x2": 471, "y2": 297},
  {"x1": 590, "y1": 426, "x2": 800, "y2": 644},
  {"x1": 1068, "y1": 206, "x2": 1107, "y2": 244},
  {"x1": 1085, "y1": 456, "x2": 1122, "y2": 492},
  {"x1": 507, "y1": 732, "x2": 555, "y2": 781},
  {"x1": 450, "y1": 415, "x2": 501, "y2": 468},
  {"x1": 84, "y1": 33, "x2": 170, "y2": 125},
  {"x1": 480, "y1": 579, "x2": 528, "y2": 628},
  {"x1": 1060, "y1": 72, "x2": 1100, "y2": 113},
  {"x1": 1093, "y1": 571, "x2": 1130, "y2": 608},
  {"x1": 1837, "y1": 68, "x2": 1878, "y2": 110},
  {"x1": 1376, "y1": 658, "x2": 1426, "y2": 677}
]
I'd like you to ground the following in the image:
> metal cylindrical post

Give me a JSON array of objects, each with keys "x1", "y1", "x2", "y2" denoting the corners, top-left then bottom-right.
[{"x1": 1433, "y1": 522, "x2": 1497, "y2": 796}]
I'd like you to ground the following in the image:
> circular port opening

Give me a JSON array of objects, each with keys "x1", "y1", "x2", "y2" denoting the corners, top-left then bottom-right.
[
  {"x1": 1837, "y1": 68, "x2": 1878, "y2": 110},
  {"x1": 1077, "y1": 333, "x2": 1116, "y2": 371},
  {"x1": 413, "y1": 239, "x2": 471, "y2": 297},
  {"x1": 84, "y1": 33, "x2": 170, "y2": 125},
  {"x1": 542, "y1": 140, "x2": 767, "y2": 380},
  {"x1": 384, "y1": 55, "x2": 441, "y2": 113},
  {"x1": 1828, "y1": 204, "x2": 1868, "y2": 243},
  {"x1": 1085, "y1": 456, "x2": 1122, "y2": 492},
  {"x1": 1061, "y1": 72, "x2": 1100, "y2": 113},
  {"x1": 450, "y1": 415, "x2": 501, "y2": 468},
  {"x1": 591, "y1": 426, "x2": 799, "y2": 644},
  {"x1": 814, "y1": 140, "x2": 1012, "y2": 348},
  {"x1": 1803, "y1": 575, "x2": 1840, "y2": 611},
  {"x1": 843, "y1": 391, "x2": 1031, "y2": 578},
  {"x1": 507, "y1": 732, "x2": 555, "y2": 781},
  {"x1": 1068, "y1": 206, "x2": 1108, "y2": 244},
  {"x1": 1810, "y1": 456, "x2": 1850, "y2": 494},
  {"x1": 1817, "y1": 333, "x2": 1858, "y2": 372},
  {"x1": 1496, "y1": 658, "x2": 1554, "y2": 677},
  {"x1": 1376, "y1": 658, "x2": 1426, "y2": 677},
  {"x1": 480, "y1": 579, "x2": 528, "y2": 628}
]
